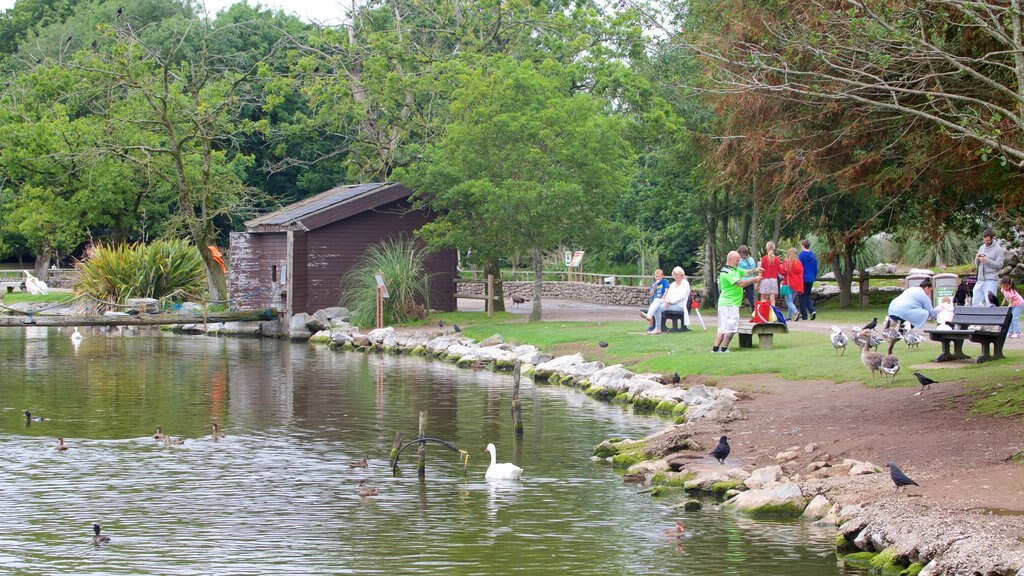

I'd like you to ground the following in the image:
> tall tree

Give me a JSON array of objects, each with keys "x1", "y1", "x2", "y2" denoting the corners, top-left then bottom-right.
[{"x1": 400, "y1": 57, "x2": 633, "y2": 320}]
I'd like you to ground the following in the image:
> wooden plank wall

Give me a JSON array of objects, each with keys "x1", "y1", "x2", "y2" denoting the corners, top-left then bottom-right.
[{"x1": 228, "y1": 231, "x2": 288, "y2": 311}]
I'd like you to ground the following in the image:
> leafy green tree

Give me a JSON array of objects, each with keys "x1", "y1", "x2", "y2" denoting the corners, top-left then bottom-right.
[{"x1": 400, "y1": 57, "x2": 633, "y2": 320}]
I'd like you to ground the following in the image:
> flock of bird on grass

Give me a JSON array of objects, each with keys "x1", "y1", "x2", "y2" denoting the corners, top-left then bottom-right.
[{"x1": 829, "y1": 319, "x2": 935, "y2": 393}]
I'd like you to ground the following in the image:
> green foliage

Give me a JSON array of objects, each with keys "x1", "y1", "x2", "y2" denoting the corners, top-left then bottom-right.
[
  {"x1": 74, "y1": 239, "x2": 206, "y2": 306},
  {"x1": 900, "y1": 231, "x2": 976, "y2": 267},
  {"x1": 340, "y1": 237, "x2": 433, "y2": 328}
]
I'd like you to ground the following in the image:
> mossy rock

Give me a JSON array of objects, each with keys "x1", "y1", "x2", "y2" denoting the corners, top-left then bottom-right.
[
  {"x1": 522, "y1": 366, "x2": 536, "y2": 378},
  {"x1": 632, "y1": 396, "x2": 660, "y2": 412},
  {"x1": 835, "y1": 534, "x2": 857, "y2": 552},
  {"x1": 308, "y1": 334, "x2": 331, "y2": 344},
  {"x1": 652, "y1": 471, "x2": 695, "y2": 487},
  {"x1": 679, "y1": 499, "x2": 703, "y2": 511},
  {"x1": 611, "y1": 450, "x2": 648, "y2": 469},
  {"x1": 340, "y1": 341, "x2": 355, "y2": 351},
  {"x1": 355, "y1": 346, "x2": 371, "y2": 353},
  {"x1": 494, "y1": 360, "x2": 516, "y2": 371},
  {"x1": 384, "y1": 346, "x2": 402, "y2": 354},
  {"x1": 842, "y1": 551, "x2": 877, "y2": 569},
  {"x1": 594, "y1": 442, "x2": 618, "y2": 459},
  {"x1": 900, "y1": 563, "x2": 924, "y2": 576},
  {"x1": 611, "y1": 392, "x2": 633, "y2": 405},
  {"x1": 532, "y1": 370, "x2": 553, "y2": 381},
  {"x1": 868, "y1": 548, "x2": 905, "y2": 576},
  {"x1": 671, "y1": 403, "x2": 688, "y2": 417},
  {"x1": 655, "y1": 400, "x2": 678, "y2": 416},
  {"x1": 743, "y1": 501, "x2": 806, "y2": 518},
  {"x1": 644, "y1": 485, "x2": 671, "y2": 497},
  {"x1": 456, "y1": 357, "x2": 476, "y2": 367},
  {"x1": 409, "y1": 345, "x2": 426, "y2": 356},
  {"x1": 710, "y1": 480, "x2": 746, "y2": 495}
]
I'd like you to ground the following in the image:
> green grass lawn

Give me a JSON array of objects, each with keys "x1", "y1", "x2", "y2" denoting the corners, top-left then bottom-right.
[
  {"x1": 418, "y1": 307, "x2": 1024, "y2": 418},
  {"x1": 0, "y1": 291, "x2": 75, "y2": 305}
]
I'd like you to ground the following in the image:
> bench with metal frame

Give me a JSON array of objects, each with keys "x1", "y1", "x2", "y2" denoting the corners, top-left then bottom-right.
[{"x1": 923, "y1": 306, "x2": 1012, "y2": 363}]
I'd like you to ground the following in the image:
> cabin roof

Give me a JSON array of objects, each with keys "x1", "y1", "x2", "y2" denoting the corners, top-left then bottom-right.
[{"x1": 244, "y1": 182, "x2": 413, "y2": 232}]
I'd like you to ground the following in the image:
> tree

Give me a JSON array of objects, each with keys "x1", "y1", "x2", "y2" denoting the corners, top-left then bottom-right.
[{"x1": 400, "y1": 57, "x2": 633, "y2": 320}]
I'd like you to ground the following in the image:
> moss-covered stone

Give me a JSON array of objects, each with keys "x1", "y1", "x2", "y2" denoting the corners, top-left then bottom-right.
[
  {"x1": 742, "y1": 501, "x2": 806, "y2": 518},
  {"x1": 652, "y1": 471, "x2": 695, "y2": 487},
  {"x1": 611, "y1": 392, "x2": 633, "y2": 405},
  {"x1": 522, "y1": 365, "x2": 536, "y2": 378},
  {"x1": 644, "y1": 485, "x2": 670, "y2": 497},
  {"x1": 681, "y1": 499, "x2": 703, "y2": 511},
  {"x1": 494, "y1": 360, "x2": 516, "y2": 371},
  {"x1": 868, "y1": 548, "x2": 905, "y2": 576},
  {"x1": 632, "y1": 396, "x2": 659, "y2": 412},
  {"x1": 611, "y1": 450, "x2": 648, "y2": 469},
  {"x1": 900, "y1": 563, "x2": 924, "y2": 576},
  {"x1": 710, "y1": 480, "x2": 746, "y2": 495},
  {"x1": 842, "y1": 551, "x2": 877, "y2": 569},
  {"x1": 655, "y1": 400, "x2": 678, "y2": 416},
  {"x1": 456, "y1": 357, "x2": 476, "y2": 367},
  {"x1": 308, "y1": 334, "x2": 331, "y2": 344},
  {"x1": 835, "y1": 534, "x2": 857, "y2": 552},
  {"x1": 409, "y1": 345, "x2": 426, "y2": 356}
]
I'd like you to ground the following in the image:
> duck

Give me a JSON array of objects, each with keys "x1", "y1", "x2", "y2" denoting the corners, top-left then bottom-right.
[
  {"x1": 92, "y1": 523, "x2": 111, "y2": 544},
  {"x1": 153, "y1": 427, "x2": 166, "y2": 440},
  {"x1": 622, "y1": 472, "x2": 648, "y2": 484},
  {"x1": 664, "y1": 521, "x2": 686, "y2": 538},
  {"x1": 163, "y1": 435, "x2": 185, "y2": 447},
  {"x1": 830, "y1": 325, "x2": 848, "y2": 356},
  {"x1": 24, "y1": 411, "x2": 45, "y2": 422},
  {"x1": 211, "y1": 423, "x2": 225, "y2": 440},
  {"x1": 348, "y1": 455, "x2": 368, "y2": 468},
  {"x1": 857, "y1": 330, "x2": 884, "y2": 381},
  {"x1": 70, "y1": 327, "x2": 83, "y2": 342},
  {"x1": 903, "y1": 327, "x2": 923, "y2": 350},
  {"x1": 55, "y1": 437, "x2": 68, "y2": 451},
  {"x1": 880, "y1": 353, "x2": 900, "y2": 384},
  {"x1": 357, "y1": 480, "x2": 379, "y2": 497},
  {"x1": 483, "y1": 443, "x2": 523, "y2": 481}
]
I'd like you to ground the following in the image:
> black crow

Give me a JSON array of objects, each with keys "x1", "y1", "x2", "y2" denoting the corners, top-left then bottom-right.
[
  {"x1": 886, "y1": 463, "x2": 919, "y2": 492},
  {"x1": 116, "y1": 6, "x2": 123, "y2": 17},
  {"x1": 670, "y1": 372, "x2": 681, "y2": 385},
  {"x1": 438, "y1": 319, "x2": 445, "y2": 329},
  {"x1": 453, "y1": 324, "x2": 462, "y2": 333},
  {"x1": 598, "y1": 341, "x2": 608, "y2": 348},
  {"x1": 863, "y1": 317, "x2": 878, "y2": 331},
  {"x1": 988, "y1": 292, "x2": 1000, "y2": 306},
  {"x1": 913, "y1": 372, "x2": 936, "y2": 391},
  {"x1": 710, "y1": 435, "x2": 730, "y2": 464}
]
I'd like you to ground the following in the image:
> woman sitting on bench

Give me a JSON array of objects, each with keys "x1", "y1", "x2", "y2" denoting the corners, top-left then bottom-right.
[{"x1": 642, "y1": 267, "x2": 690, "y2": 334}]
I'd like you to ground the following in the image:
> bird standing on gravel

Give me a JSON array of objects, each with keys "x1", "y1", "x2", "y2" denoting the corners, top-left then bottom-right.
[
  {"x1": 830, "y1": 326, "x2": 848, "y2": 356},
  {"x1": 913, "y1": 372, "x2": 937, "y2": 392},
  {"x1": 863, "y1": 317, "x2": 878, "y2": 331},
  {"x1": 511, "y1": 295, "x2": 528, "y2": 308},
  {"x1": 886, "y1": 463, "x2": 919, "y2": 493},
  {"x1": 453, "y1": 324, "x2": 462, "y2": 333},
  {"x1": 710, "y1": 436, "x2": 730, "y2": 464}
]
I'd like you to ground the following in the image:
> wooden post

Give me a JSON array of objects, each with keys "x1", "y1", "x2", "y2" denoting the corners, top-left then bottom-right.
[
  {"x1": 859, "y1": 271, "x2": 870, "y2": 307},
  {"x1": 375, "y1": 285, "x2": 384, "y2": 328},
  {"x1": 511, "y1": 361, "x2": 523, "y2": 436},
  {"x1": 389, "y1": 431, "x2": 403, "y2": 463},
  {"x1": 487, "y1": 274, "x2": 495, "y2": 318},
  {"x1": 416, "y1": 410, "x2": 427, "y2": 479}
]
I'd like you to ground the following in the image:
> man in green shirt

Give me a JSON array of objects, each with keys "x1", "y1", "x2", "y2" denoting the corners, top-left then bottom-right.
[{"x1": 714, "y1": 250, "x2": 762, "y2": 353}]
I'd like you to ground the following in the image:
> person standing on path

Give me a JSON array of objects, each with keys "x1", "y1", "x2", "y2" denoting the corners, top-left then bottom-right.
[
  {"x1": 713, "y1": 251, "x2": 762, "y2": 353},
  {"x1": 973, "y1": 228, "x2": 1005, "y2": 307},
  {"x1": 798, "y1": 239, "x2": 818, "y2": 320},
  {"x1": 999, "y1": 276, "x2": 1023, "y2": 338},
  {"x1": 759, "y1": 241, "x2": 782, "y2": 308},
  {"x1": 782, "y1": 247, "x2": 804, "y2": 321}
]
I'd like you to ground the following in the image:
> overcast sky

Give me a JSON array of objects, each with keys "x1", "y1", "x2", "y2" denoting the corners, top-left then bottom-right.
[{"x1": 0, "y1": 0, "x2": 349, "y2": 25}]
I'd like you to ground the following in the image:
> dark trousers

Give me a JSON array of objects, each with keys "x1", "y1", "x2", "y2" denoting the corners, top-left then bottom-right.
[
  {"x1": 800, "y1": 280, "x2": 816, "y2": 319},
  {"x1": 742, "y1": 284, "x2": 756, "y2": 310}
]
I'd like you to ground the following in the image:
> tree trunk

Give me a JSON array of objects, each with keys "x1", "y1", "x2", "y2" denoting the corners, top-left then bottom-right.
[
  {"x1": 197, "y1": 243, "x2": 228, "y2": 302},
  {"x1": 484, "y1": 259, "x2": 505, "y2": 313},
  {"x1": 703, "y1": 195, "x2": 719, "y2": 306},
  {"x1": 831, "y1": 241, "x2": 856, "y2": 307},
  {"x1": 529, "y1": 246, "x2": 543, "y2": 321},
  {"x1": 773, "y1": 212, "x2": 782, "y2": 244},
  {"x1": 748, "y1": 195, "x2": 761, "y2": 250},
  {"x1": 34, "y1": 246, "x2": 52, "y2": 282}
]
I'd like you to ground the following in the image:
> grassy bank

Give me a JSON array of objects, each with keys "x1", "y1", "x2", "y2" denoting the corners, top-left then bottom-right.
[{"x1": 425, "y1": 303, "x2": 1024, "y2": 418}]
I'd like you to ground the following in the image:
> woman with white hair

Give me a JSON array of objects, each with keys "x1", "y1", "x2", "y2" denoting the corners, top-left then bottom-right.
[{"x1": 642, "y1": 266, "x2": 690, "y2": 334}]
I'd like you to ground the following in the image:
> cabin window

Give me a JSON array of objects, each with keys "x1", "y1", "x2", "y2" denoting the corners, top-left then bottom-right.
[{"x1": 271, "y1": 265, "x2": 278, "y2": 282}]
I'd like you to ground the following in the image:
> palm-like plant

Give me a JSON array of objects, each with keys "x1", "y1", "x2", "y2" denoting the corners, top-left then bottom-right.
[
  {"x1": 340, "y1": 236, "x2": 433, "y2": 327},
  {"x1": 75, "y1": 240, "x2": 206, "y2": 308}
]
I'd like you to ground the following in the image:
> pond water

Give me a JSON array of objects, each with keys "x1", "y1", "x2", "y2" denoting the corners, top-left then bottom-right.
[{"x1": 0, "y1": 327, "x2": 865, "y2": 575}]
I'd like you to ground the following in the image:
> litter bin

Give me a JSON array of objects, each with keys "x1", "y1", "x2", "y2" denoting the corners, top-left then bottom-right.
[
  {"x1": 932, "y1": 273, "x2": 959, "y2": 307},
  {"x1": 905, "y1": 273, "x2": 931, "y2": 290}
]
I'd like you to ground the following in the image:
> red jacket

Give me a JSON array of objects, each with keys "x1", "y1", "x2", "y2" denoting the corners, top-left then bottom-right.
[{"x1": 782, "y1": 258, "x2": 804, "y2": 293}]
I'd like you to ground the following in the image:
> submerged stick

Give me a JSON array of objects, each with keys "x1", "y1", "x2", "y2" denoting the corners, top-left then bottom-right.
[
  {"x1": 417, "y1": 411, "x2": 427, "y2": 479},
  {"x1": 390, "y1": 431, "x2": 403, "y2": 463},
  {"x1": 511, "y1": 361, "x2": 523, "y2": 436}
]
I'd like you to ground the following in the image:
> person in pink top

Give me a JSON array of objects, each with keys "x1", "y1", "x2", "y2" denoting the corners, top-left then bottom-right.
[
  {"x1": 759, "y1": 241, "x2": 783, "y2": 307},
  {"x1": 1000, "y1": 276, "x2": 1023, "y2": 338}
]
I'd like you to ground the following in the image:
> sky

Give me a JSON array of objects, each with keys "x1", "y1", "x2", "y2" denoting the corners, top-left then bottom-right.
[{"x1": 0, "y1": 0, "x2": 348, "y2": 25}]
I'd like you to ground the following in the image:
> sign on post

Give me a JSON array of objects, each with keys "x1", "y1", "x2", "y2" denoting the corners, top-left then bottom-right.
[{"x1": 570, "y1": 251, "x2": 585, "y2": 267}]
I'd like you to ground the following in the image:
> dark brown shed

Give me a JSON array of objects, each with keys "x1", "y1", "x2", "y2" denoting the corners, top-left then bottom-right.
[{"x1": 228, "y1": 182, "x2": 455, "y2": 317}]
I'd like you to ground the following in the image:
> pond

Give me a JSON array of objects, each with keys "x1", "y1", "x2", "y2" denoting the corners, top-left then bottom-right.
[{"x1": 0, "y1": 327, "x2": 864, "y2": 575}]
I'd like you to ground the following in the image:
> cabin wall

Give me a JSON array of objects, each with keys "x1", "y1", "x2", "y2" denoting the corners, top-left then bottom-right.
[{"x1": 228, "y1": 231, "x2": 288, "y2": 311}]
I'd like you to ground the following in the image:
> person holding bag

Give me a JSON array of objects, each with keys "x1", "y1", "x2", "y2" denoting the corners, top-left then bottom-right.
[{"x1": 781, "y1": 247, "x2": 804, "y2": 321}]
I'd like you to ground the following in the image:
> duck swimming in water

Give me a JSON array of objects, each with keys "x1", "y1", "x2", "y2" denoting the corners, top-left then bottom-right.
[
  {"x1": 163, "y1": 435, "x2": 185, "y2": 447},
  {"x1": 357, "y1": 480, "x2": 379, "y2": 497},
  {"x1": 24, "y1": 411, "x2": 45, "y2": 422},
  {"x1": 92, "y1": 523, "x2": 111, "y2": 544},
  {"x1": 211, "y1": 423, "x2": 225, "y2": 440},
  {"x1": 153, "y1": 427, "x2": 166, "y2": 440},
  {"x1": 348, "y1": 455, "x2": 368, "y2": 468},
  {"x1": 55, "y1": 437, "x2": 68, "y2": 451}
]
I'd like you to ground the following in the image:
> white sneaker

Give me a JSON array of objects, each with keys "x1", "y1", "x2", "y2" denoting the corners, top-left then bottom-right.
[{"x1": 648, "y1": 329, "x2": 661, "y2": 335}]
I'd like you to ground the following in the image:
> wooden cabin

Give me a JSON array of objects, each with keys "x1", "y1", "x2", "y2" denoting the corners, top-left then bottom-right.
[{"x1": 228, "y1": 182, "x2": 456, "y2": 317}]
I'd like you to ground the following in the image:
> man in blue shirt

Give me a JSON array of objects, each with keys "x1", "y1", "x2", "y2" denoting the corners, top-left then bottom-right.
[{"x1": 798, "y1": 239, "x2": 818, "y2": 320}]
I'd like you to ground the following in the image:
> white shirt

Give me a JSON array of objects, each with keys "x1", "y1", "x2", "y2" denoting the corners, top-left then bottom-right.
[{"x1": 664, "y1": 280, "x2": 690, "y2": 306}]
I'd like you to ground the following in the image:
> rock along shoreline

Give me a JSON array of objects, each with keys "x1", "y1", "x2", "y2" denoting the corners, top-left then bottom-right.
[{"x1": 158, "y1": 308, "x2": 1024, "y2": 576}]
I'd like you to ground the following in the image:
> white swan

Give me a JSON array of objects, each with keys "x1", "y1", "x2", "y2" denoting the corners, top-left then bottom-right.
[
  {"x1": 70, "y1": 327, "x2": 83, "y2": 341},
  {"x1": 22, "y1": 271, "x2": 48, "y2": 295},
  {"x1": 484, "y1": 443, "x2": 523, "y2": 481}
]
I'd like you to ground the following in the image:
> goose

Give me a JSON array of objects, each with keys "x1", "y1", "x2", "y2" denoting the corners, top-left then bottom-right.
[
  {"x1": 24, "y1": 411, "x2": 45, "y2": 422},
  {"x1": 483, "y1": 443, "x2": 523, "y2": 481},
  {"x1": 92, "y1": 523, "x2": 111, "y2": 544},
  {"x1": 211, "y1": 423, "x2": 225, "y2": 440},
  {"x1": 830, "y1": 326, "x2": 848, "y2": 356},
  {"x1": 55, "y1": 437, "x2": 68, "y2": 451},
  {"x1": 70, "y1": 327, "x2": 83, "y2": 342},
  {"x1": 348, "y1": 455, "x2": 368, "y2": 468},
  {"x1": 857, "y1": 330, "x2": 884, "y2": 380},
  {"x1": 357, "y1": 480, "x2": 379, "y2": 497},
  {"x1": 880, "y1": 353, "x2": 900, "y2": 384}
]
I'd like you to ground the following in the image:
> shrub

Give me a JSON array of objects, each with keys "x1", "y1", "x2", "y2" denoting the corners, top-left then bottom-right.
[
  {"x1": 340, "y1": 236, "x2": 433, "y2": 327},
  {"x1": 74, "y1": 240, "x2": 206, "y2": 308}
]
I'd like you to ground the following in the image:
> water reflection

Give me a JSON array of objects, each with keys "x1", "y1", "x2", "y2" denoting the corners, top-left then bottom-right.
[{"x1": 0, "y1": 327, "x2": 863, "y2": 575}]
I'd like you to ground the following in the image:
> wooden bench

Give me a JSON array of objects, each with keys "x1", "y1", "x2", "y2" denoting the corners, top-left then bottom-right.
[
  {"x1": 738, "y1": 321, "x2": 788, "y2": 350},
  {"x1": 923, "y1": 306, "x2": 1012, "y2": 363}
]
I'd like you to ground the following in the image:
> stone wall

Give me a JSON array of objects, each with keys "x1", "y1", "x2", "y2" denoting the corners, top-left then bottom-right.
[{"x1": 457, "y1": 280, "x2": 648, "y2": 307}]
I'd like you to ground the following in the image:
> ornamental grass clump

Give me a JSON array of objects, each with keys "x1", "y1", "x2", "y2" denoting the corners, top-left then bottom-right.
[
  {"x1": 341, "y1": 237, "x2": 433, "y2": 327},
  {"x1": 75, "y1": 240, "x2": 206, "y2": 308}
]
